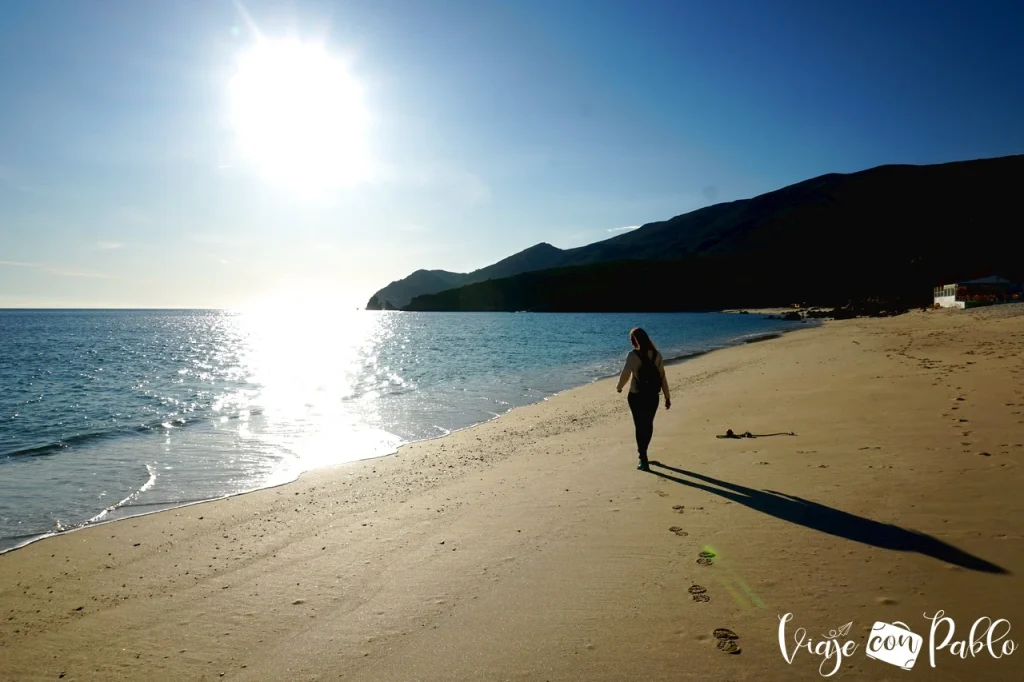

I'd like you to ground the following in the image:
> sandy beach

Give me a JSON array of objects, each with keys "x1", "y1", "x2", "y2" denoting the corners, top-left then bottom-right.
[{"x1": 2, "y1": 305, "x2": 1023, "y2": 681}]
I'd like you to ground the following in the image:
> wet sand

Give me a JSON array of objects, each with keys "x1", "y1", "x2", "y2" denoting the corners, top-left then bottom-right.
[{"x1": 2, "y1": 305, "x2": 1023, "y2": 681}]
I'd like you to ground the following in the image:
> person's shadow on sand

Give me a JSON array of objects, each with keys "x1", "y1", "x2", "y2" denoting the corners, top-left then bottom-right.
[{"x1": 648, "y1": 462, "x2": 1008, "y2": 574}]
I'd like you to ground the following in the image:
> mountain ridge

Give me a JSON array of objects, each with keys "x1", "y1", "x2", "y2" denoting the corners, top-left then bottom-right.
[
  {"x1": 368, "y1": 154, "x2": 1024, "y2": 311},
  {"x1": 366, "y1": 242, "x2": 567, "y2": 309}
]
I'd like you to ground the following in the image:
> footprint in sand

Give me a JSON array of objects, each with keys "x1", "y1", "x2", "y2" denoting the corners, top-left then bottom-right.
[
  {"x1": 669, "y1": 526, "x2": 689, "y2": 537},
  {"x1": 697, "y1": 550, "x2": 716, "y2": 566},
  {"x1": 672, "y1": 505, "x2": 685, "y2": 514},
  {"x1": 688, "y1": 585, "x2": 710, "y2": 602},
  {"x1": 655, "y1": 490, "x2": 669, "y2": 498},
  {"x1": 713, "y1": 628, "x2": 741, "y2": 654}
]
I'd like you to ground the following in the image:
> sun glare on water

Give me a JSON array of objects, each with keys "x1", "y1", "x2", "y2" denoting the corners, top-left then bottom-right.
[
  {"x1": 228, "y1": 38, "x2": 371, "y2": 194},
  {"x1": 229, "y1": 291, "x2": 402, "y2": 471}
]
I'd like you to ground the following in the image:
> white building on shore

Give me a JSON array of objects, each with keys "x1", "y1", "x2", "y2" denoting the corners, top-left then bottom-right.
[
  {"x1": 933, "y1": 283, "x2": 964, "y2": 308},
  {"x1": 933, "y1": 276, "x2": 1019, "y2": 309}
]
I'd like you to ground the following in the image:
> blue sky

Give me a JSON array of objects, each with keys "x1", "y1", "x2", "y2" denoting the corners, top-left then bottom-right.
[{"x1": 1, "y1": 0, "x2": 1022, "y2": 308}]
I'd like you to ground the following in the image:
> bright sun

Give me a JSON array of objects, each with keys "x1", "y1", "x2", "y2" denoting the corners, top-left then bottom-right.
[{"x1": 228, "y1": 38, "x2": 371, "y2": 193}]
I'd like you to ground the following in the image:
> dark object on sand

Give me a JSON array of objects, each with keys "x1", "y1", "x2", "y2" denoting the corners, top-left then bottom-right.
[{"x1": 717, "y1": 429, "x2": 796, "y2": 439}]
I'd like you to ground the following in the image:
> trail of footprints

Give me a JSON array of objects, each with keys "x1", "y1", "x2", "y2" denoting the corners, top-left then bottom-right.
[
  {"x1": 665, "y1": 319, "x2": 1022, "y2": 659},
  {"x1": 904, "y1": 317, "x2": 1024, "y2": 455},
  {"x1": 943, "y1": 392, "x2": 1023, "y2": 456},
  {"x1": 665, "y1": 502, "x2": 740, "y2": 653}
]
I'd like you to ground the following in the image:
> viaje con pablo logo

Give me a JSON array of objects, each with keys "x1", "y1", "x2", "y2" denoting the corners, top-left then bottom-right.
[{"x1": 778, "y1": 611, "x2": 1017, "y2": 677}]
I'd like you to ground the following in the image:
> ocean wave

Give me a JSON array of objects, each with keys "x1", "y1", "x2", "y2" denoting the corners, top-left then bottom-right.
[
  {"x1": 2, "y1": 309, "x2": 808, "y2": 554},
  {"x1": 85, "y1": 464, "x2": 158, "y2": 524},
  {"x1": 0, "y1": 407, "x2": 263, "y2": 460},
  {"x1": 737, "y1": 332, "x2": 783, "y2": 344}
]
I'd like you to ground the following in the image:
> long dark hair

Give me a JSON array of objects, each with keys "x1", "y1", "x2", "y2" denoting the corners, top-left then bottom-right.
[{"x1": 629, "y1": 327, "x2": 658, "y2": 357}]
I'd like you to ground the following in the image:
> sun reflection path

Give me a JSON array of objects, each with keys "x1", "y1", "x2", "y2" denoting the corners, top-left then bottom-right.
[{"x1": 228, "y1": 305, "x2": 404, "y2": 475}]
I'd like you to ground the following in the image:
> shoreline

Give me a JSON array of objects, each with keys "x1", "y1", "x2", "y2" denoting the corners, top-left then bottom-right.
[
  {"x1": 0, "y1": 320, "x2": 807, "y2": 557},
  {"x1": 3, "y1": 306, "x2": 1022, "y2": 680}
]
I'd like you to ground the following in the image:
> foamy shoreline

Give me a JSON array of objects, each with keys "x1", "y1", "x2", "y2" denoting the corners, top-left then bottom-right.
[{"x1": 0, "y1": 320, "x2": 807, "y2": 557}]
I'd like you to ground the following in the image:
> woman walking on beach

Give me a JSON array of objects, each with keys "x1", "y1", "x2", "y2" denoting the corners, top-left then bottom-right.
[{"x1": 616, "y1": 327, "x2": 671, "y2": 471}]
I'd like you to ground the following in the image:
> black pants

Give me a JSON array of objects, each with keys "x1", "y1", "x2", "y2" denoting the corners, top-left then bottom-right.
[{"x1": 627, "y1": 391, "x2": 660, "y2": 460}]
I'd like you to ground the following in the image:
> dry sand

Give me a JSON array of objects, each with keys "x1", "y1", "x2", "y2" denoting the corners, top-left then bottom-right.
[{"x1": 2, "y1": 305, "x2": 1023, "y2": 681}]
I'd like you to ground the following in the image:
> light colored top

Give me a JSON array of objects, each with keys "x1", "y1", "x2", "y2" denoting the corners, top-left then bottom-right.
[{"x1": 616, "y1": 349, "x2": 670, "y2": 399}]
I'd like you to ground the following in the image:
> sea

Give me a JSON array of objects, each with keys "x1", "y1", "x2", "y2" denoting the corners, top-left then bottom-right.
[{"x1": 0, "y1": 309, "x2": 805, "y2": 552}]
